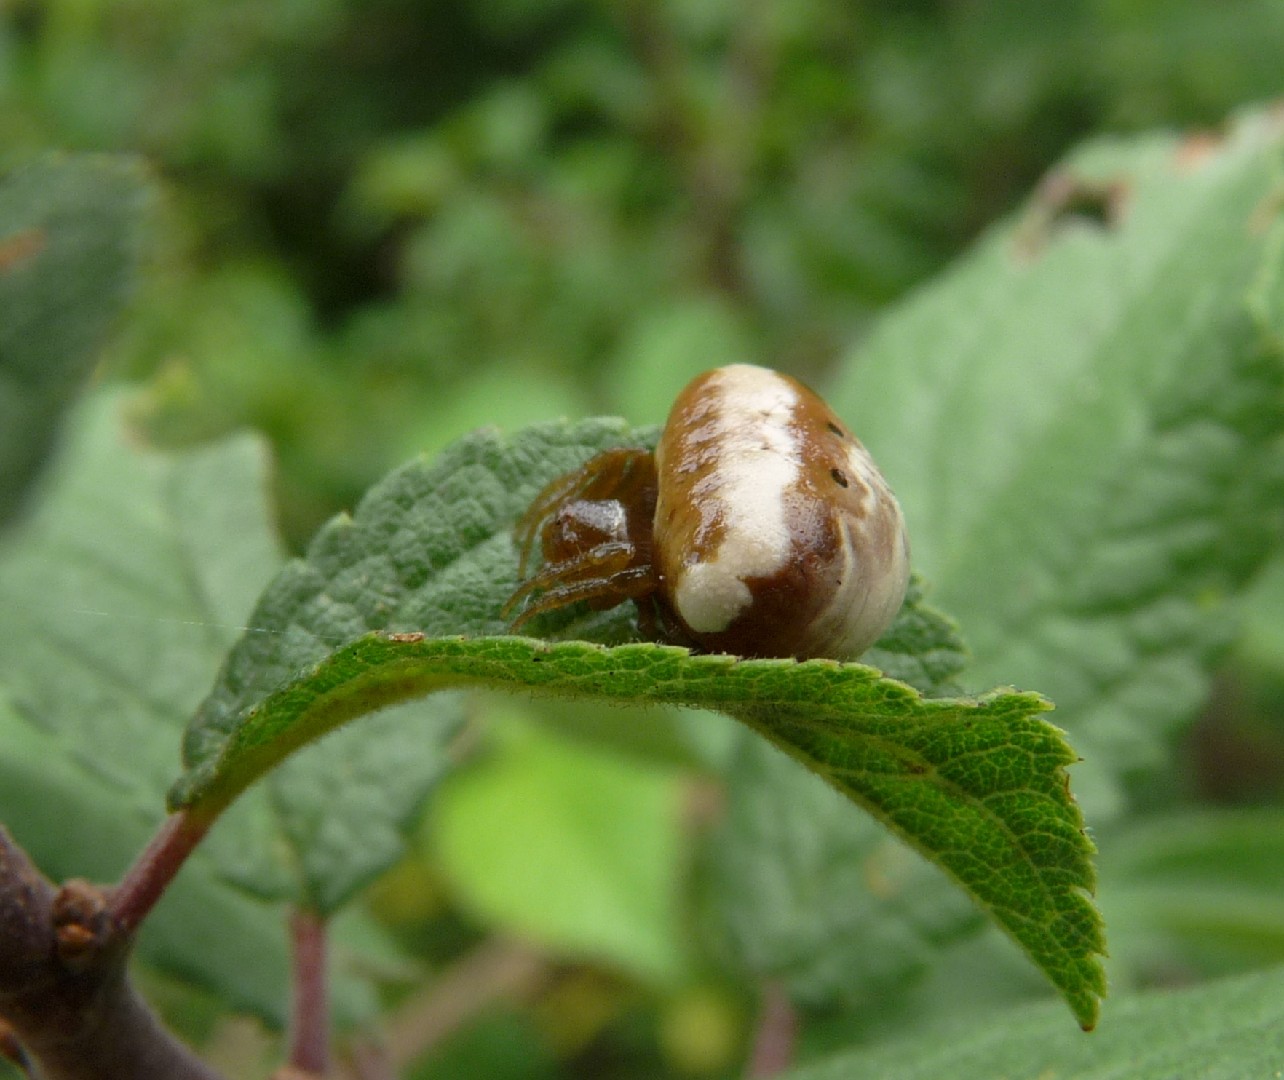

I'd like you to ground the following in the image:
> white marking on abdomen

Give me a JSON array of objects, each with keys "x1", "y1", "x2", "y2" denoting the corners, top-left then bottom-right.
[{"x1": 672, "y1": 365, "x2": 800, "y2": 633}]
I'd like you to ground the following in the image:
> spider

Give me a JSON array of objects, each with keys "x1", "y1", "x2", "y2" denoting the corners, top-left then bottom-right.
[{"x1": 504, "y1": 364, "x2": 910, "y2": 661}]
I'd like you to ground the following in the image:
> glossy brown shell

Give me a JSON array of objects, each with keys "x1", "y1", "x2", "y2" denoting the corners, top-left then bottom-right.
[{"x1": 652, "y1": 364, "x2": 909, "y2": 660}]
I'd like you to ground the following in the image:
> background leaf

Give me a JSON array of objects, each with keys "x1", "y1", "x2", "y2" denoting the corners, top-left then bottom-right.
[
  {"x1": 252, "y1": 696, "x2": 466, "y2": 914},
  {"x1": 1098, "y1": 809, "x2": 1284, "y2": 983},
  {"x1": 780, "y1": 962, "x2": 1284, "y2": 1080},
  {"x1": 1238, "y1": 554, "x2": 1284, "y2": 682},
  {"x1": 432, "y1": 712, "x2": 690, "y2": 984},
  {"x1": 0, "y1": 155, "x2": 151, "y2": 528},
  {"x1": 0, "y1": 688, "x2": 292, "y2": 1024},
  {"x1": 830, "y1": 110, "x2": 1284, "y2": 820},
  {"x1": 697, "y1": 734, "x2": 982, "y2": 1009},
  {"x1": 0, "y1": 391, "x2": 387, "y2": 1025}
]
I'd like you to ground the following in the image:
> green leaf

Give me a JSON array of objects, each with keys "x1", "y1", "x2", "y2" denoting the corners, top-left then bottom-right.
[
  {"x1": 0, "y1": 391, "x2": 379, "y2": 1024},
  {"x1": 182, "y1": 420, "x2": 648, "y2": 909},
  {"x1": 176, "y1": 632, "x2": 1101, "y2": 1023},
  {"x1": 603, "y1": 298, "x2": 754, "y2": 426},
  {"x1": 0, "y1": 390, "x2": 281, "y2": 827},
  {"x1": 829, "y1": 108, "x2": 1284, "y2": 817},
  {"x1": 780, "y1": 963, "x2": 1284, "y2": 1080},
  {"x1": 1237, "y1": 554, "x2": 1284, "y2": 681},
  {"x1": 169, "y1": 416, "x2": 1103, "y2": 1026},
  {"x1": 695, "y1": 579, "x2": 979, "y2": 1005},
  {"x1": 698, "y1": 734, "x2": 982, "y2": 1009},
  {"x1": 432, "y1": 714, "x2": 689, "y2": 983},
  {"x1": 0, "y1": 154, "x2": 151, "y2": 527},
  {"x1": 175, "y1": 417, "x2": 651, "y2": 792},
  {"x1": 255, "y1": 695, "x2": 465, "y2": 914}
]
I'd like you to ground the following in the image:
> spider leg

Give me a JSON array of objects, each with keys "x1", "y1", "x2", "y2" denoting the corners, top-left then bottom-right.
[
  {"x1": 506, "y1": 544, "x2": 661, "y2": 629},
  {"x1": 509, "y1": 564, "x2": 659, "y2": 629},
  {"x1": 503, "y1": 541, "x2": 635, "y2": 619}
]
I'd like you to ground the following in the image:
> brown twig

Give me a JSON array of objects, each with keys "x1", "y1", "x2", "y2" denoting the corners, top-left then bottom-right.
[
  {"x1": 287, "y1": 908, "x2": 331, "y2": 1076},
  {"x1": 342, "y1": 1037, "x2": 397, "y2": 1080},
  {"x1": 383, "y1": 938, "x2": 549, "y2": 1069},
  {"x1": 0, "y1": 826, "x2": 225, "y2": 1080}
]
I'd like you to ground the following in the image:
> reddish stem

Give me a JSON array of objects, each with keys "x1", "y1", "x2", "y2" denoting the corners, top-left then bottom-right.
[
  {"x1": 0, "y1": 827, "x2": 224, "y2": 1080},
  {"x1": 343, "y1": 1038, "x2": 396, "y2": 1080},
  {"x1": 110, "y1": 809, "x2": 212, "y2": 936},
  {"x1": 384, "y1": 938, "x2": 547, "y2": 1068},
  {"x1": 744, "y1": 981, "x2": 798, "y2": 1079},
  {"x1": 287, "y1": 908, "x2": 330, "y2": 1076}
]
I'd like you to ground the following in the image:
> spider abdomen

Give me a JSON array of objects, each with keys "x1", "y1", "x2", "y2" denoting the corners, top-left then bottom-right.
[{"x1": 653, "y1": 364, "x2": 909, "y2": 660}]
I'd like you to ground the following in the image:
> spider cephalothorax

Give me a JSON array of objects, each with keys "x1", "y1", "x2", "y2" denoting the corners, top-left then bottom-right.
[
  {"x1": 505, "y1": 364, "x2": 910, "y2": 661},
  {"x1": 505, "y1": 446, "x2": 663, "y2": 629}
]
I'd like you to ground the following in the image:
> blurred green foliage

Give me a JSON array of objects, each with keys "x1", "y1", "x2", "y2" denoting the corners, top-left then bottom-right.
[
  {"x1": 5, "y1": 0, "x2": 1282, "y2": 542},
  {"x1": 3, "y1": 2, "x2": 1284, "y2": 1079}
]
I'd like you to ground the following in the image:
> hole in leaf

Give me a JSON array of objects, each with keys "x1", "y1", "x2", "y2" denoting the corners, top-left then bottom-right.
[{"x1": 1013, "y1": 170, "x2": 1131, "y2": 258}]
